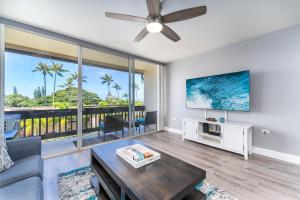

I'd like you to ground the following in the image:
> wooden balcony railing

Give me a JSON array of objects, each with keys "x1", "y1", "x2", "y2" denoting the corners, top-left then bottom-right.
[{"x1": 5, "y1": 106, "x2": 145, "y2": 140}]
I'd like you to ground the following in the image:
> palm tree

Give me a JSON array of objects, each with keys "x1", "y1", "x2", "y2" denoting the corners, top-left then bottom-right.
[
  {"x1": 100, "y1": 74, "x2": 113, "y2": 97},
  {"x1": 112, "y1": 83, "x2": 122, "y2": 99},
  {"x1": 59, "y1": 78, "x2": 75, "y2": 101},
  {"x1": 134, "y1": 83, "x2": 140, "y2": 101},
  {"x1": 70, "y1": 72, "x2": 87, "y2": 83},
  {"x1": 59, "y1": 78, "x2": 74, "y2": 90},
  {"x1": 50, "y1": 62, "x2": 68, "y2": 106},
  {"x1": 123, "y1": 93, "x2": 128, "y2": 100},
  {"x1": 32, "y1": 61, "x2": 53, "y2": 104},
  {"x1": 141, "y1": 74, "x2": 144, "y2": 84}
]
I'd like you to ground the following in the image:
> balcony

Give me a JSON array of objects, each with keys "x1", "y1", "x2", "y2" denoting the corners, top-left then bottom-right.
[{"x1": 4, "y1": 106, "x2": 156, "y2": 158}]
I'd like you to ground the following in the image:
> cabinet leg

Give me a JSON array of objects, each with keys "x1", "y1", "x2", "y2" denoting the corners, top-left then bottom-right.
[
  {"x1": 244, "y1": 152, "x2": 248, "y2": 160},
  {"x1": 249, "y1": 146, "x2": 253, "y2": 155},
  {"x1": 249, "y1": 129, "x2": 253, "y2": 155}
]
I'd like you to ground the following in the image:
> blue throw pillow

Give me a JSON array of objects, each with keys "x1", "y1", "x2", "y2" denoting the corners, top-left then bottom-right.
[{"x1": 136, "y1": 118, "x2": 145, "y2": 123}]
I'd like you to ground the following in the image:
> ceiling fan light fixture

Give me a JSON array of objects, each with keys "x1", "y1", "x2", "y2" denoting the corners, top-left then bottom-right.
[
  {"x1": 105, "y1": 1, "x2": 207, "y2": 42},
  {"x1": 146, "y1": 22, "x2": 163, "y2": 33}
]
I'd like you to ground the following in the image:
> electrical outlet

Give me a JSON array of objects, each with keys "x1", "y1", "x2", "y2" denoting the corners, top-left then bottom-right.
[{"x1": 261, "y1": 129, "x2": 271, "y2": 135}]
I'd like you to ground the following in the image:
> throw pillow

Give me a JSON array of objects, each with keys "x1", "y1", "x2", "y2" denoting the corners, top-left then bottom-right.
[{"x1": 0, "y1": 130, "x2": 14, "y2": 172}]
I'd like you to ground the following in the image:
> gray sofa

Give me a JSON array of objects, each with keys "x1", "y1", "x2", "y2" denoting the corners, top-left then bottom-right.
[{"x1": 0, "y1": 137, "x2": 43, "y2": 200}]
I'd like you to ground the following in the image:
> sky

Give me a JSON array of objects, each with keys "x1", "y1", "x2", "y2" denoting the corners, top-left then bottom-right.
[{"x1": 5, "y1": 52, "x2": 144, "y2": 101}]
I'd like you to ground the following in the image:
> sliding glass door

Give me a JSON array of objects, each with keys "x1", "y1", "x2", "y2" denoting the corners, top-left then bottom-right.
[
  {"x1": 132, "y1": 60, "x2": 159, "y2": 135},
  {"x1": 79, "y1": 47, "x2": 131, "y2": 148},
  {"x1": 4, "y1": 26, "x2": 79, "y2": 157}
]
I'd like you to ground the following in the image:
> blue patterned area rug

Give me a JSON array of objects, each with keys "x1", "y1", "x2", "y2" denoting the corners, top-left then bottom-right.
[{"x1": 57, "y1": 166, "x2": 238, "y2": 200}]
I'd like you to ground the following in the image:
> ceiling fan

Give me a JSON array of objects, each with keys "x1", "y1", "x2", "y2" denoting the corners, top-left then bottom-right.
[{"x1": 105, "y1": 0, "x2": 207, "y2": 42}]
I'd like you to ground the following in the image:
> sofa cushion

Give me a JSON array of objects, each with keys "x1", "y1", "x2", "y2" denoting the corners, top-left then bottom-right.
[
  {"x1": 7, "y1": 137, "x2": 41, "y2": 162},
  {"x1": 0, "y1": 155, "x2": 43, "y2": 188},
  {"x1": 0, "y1": 133, "x2": 14, "y2": 172},
  {"x1": 0, "y1": 176, "x2": 43, "y2": 200}
]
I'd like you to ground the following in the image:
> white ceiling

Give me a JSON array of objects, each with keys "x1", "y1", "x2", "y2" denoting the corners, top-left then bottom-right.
[{"x1": 1, "y1": 0, "x2": 300, "y2": 63}]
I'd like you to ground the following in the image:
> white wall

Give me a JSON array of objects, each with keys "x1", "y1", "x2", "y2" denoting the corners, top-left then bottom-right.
[
  {"x1": 166, "y1": 24, "x2": 300, "y2": 156},
  {"x1": 144, "y1": 65, "x2": 157, "y2": 112}
]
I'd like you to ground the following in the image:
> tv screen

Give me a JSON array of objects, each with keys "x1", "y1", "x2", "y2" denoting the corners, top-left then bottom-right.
[{"x1": 186, "y1": 70, "x2": 250, "y2": 111}]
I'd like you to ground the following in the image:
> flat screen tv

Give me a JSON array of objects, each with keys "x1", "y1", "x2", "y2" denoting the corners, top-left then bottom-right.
[{"x1": 186, "y1": 70, "x2": 250, "y2": 111}]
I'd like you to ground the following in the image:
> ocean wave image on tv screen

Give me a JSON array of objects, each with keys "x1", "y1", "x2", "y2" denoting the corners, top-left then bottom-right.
[{"x1": 186, "y1": 71, "x2": 250, "y2": 111}]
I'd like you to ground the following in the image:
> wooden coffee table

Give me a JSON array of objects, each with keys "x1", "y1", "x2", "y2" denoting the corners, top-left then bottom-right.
[{"x1": 91, "y1": 139, "x2": 206, "y2": 200}]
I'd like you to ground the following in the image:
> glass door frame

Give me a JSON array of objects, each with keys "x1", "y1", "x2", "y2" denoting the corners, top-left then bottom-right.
[
  {"x1": 128, "y1": 57, "x2": 135, "y2": 137},
  {"x1": 77, "y1": 46, "x2": 83, "y2": 149},
  {"x1": 0, "y1": 24, "x2": 5, "y2": 136},
  {"x1": 77, "y1": 49, "x2": 134, "y2": 149},
  {"x1": 129, "y1": 60, "x2": 164, "y2": 136}
]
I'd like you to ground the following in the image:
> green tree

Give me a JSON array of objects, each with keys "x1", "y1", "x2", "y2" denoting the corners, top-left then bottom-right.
[
  {"x1": 13, "y1": 86, "x2": 18, "y2": 95},
  {"x1": 112, "y1": 83, "x2": 122, "y2": 99},
  {"x1": 134, "y1": 83, "x2": 140, "y2": 101},
  {"x1": 33, "y1": 87, "x2": 42, "y2": 99},
  {"x1": 59, "y1": 78, "x2": 74, "y2": 90},
  {"x1": 100, "y1": 74, "x2": 113, "y2": 98},
  {"x1": 5, "y1": 94, "x2": 32, "y2": 107},
  {"x1": 41, "y1": 86, "x2": 46, "y2": 97},
  {"x1": 59, "y1": 78, "x2": 75, "y2": 101},
  {"x1": 70, "y1": 72, "x2": 87, "y2": 83},
  {"x1": 50, "y1": 62, "x2": 68, "y2": 106},
  {"x1": 32, "y1": 61, "x2": 53, "y2": 104},
  {"x1": 53, "y1": 87, "x2": 101, "y2": 107}
]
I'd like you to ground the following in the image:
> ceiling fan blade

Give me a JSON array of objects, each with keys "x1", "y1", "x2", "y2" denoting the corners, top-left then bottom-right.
[
  {"x1": 105, "y1": 12, "x2": 146, "y2": 23},
  {"x1": 162, "y1": 6, "x2": 207, "y2": 23},
  {"x1": 146, "y1": 0, "x2": 161, "y2": 17},
  {"x1": 134, "y1": 28, "x2": 149, "y2": 42},
  {"x1": 161, "y1": 25, "x2": 180, "y2": 42}
]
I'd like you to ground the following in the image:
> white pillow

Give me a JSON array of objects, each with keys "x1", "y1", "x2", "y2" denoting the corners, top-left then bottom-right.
[{"x1": 0, "y1": 131, "x2": 14, "y2": 172}]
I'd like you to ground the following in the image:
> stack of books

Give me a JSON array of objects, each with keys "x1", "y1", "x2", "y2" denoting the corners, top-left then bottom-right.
[
  {"x1": 116, "y1": 144, "x2": 161, "y2": 168},
  {"x1": 123, "y1": 146, "x2": 154, "y2": 162}
]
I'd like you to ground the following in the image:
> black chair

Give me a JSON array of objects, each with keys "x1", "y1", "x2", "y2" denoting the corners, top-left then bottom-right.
[
  {"x1": 136, "y1": 111, "x2": 157, "y2": 133},
  {"x1": 123, "y1": 121, "x2": 141, "y2": 134},
  {"x1": 99, "y1": 115, "x2": 124, "y2": 141}
]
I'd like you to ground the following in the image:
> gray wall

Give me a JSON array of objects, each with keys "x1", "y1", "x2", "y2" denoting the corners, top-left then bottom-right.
[{"x1": 166, "y1": 24, "x2": 300, "y2": 156}]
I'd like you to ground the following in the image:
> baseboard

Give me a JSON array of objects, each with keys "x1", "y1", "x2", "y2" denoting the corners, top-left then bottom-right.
[
  {"x1": 164, "y1": 127, "x2": 182, "y2": 135},
  {"x1": 164, "y1": 126, "x2": 300, "y2": 165},
  {"x1": 252, "y1": 146, "x2": 300, "y2": 165}
]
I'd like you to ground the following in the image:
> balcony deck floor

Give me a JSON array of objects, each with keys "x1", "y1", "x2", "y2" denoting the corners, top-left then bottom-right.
[{"x1": 42, "y1": 126, "x2": 155, "y2": 158}]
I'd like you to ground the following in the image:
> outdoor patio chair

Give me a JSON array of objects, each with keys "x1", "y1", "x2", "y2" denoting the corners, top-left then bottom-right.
[
  {"x1": 99, "y1": 115, "x2": 124, "y2": 141},
  {"x1": 136, "y1": 111, "x2": 157, "y2": 133},
  {"x1": 123, "y1": 121, "x2": 141, "y2": 134},
  {"x1": 4, "y1": 114, "x2": 21, "y2": 140}
]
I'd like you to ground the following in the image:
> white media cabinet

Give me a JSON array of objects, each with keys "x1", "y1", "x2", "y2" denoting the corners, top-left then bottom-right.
[{"x1": 182, "y1": 118, "x2": 253, "y2": 160}]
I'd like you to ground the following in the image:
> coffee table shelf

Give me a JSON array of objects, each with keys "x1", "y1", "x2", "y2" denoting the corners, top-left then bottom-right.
[{"x1": 91, "y1": 156, "x2": 121, "y2": 200}]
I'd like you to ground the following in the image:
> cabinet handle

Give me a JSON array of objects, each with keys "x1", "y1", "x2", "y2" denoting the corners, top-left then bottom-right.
[{"x1": 196, "y1": 129, "x2": 198, "y2": 133}]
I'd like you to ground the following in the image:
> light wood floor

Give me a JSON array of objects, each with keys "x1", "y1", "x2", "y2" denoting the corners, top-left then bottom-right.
[{"x1": 44, "y1": 131, "x2": 300, "y2": 200}]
